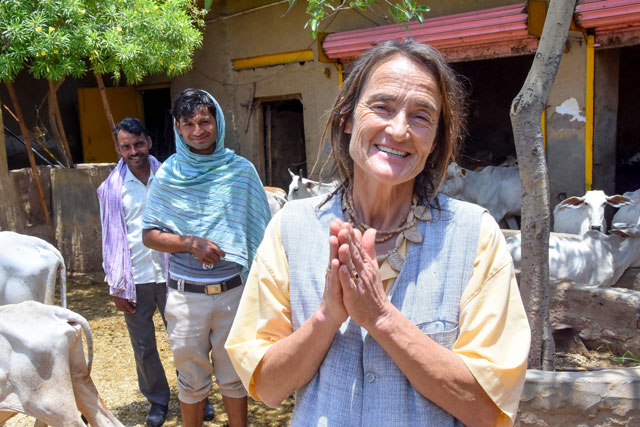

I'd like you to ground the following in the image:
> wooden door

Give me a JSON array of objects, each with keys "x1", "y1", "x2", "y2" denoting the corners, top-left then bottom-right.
[{"x1": 77, "y1": 87, "x2": 143, "y2": 163}]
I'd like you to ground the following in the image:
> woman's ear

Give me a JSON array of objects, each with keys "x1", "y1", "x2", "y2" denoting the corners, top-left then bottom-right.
[{"x1": 344, "y1": 117, "x2": 353, "y2": 134}]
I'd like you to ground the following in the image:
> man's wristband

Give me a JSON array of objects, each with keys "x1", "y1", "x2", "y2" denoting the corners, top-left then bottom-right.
[{"x1": 187, "y1": 235, "x2": 194, "y2": 253}]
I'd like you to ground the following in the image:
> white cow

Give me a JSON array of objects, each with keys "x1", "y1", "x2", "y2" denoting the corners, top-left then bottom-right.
[
  {"x1": 612, "y1": 189, "x2": 640, "y2": 226},
  {"x1": 0, "y1": 231, "x2": 67, "y2": 307},
  {"x1": 0, "y1": 301, "x2": 124, "y2": 426},
  {"x1": 287, "y1": 169, "x2": 341, "y2": 200},
  {"x1": 442, "y1": 163, "x2": 521, "y2": 229},
  {"x1": 553, "y1": 190, "x2": 631, "y2": 235},
  {"x1": 265, "y1": 186, "x2": 288, "y2": 217},
  {"x1": 506, "y1": 225, "x2": 640, "y2": 288}
]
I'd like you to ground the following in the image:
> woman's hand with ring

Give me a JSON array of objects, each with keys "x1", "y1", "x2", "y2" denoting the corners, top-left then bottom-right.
[{"x1": 337, "y1": 223, "x2": 390, "y2": 330}]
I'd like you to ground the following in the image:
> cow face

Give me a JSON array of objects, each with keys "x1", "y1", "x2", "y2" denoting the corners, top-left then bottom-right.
[
  {"x1": 441, "y1": 163, "x2": 466, "y2": 196},
  {"x1": 557, "y1": 190, "x2": 632, "y2": 232}
]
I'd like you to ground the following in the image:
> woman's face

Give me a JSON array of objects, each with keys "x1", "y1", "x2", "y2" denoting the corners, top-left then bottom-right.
[{"x1": 346, "y1": 54, "x2": 442, "y2": 188}]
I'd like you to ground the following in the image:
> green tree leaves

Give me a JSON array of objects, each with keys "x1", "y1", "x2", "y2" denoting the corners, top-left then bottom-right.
[
  {"x1": 0, "y1": 0, "x2": 205, "y2": 84},
  {"x1": 288, "y1": 0, "x2": 430, "y2": 38}
]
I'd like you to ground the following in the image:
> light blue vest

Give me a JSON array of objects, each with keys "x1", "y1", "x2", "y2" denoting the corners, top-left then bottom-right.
[{"x1": 280, "y1": 192, "x2": 484, "y2": 427}]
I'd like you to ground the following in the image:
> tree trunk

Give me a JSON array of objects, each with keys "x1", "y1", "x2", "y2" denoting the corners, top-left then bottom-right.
[
  {"x1": 510, "y1": 0, "x2": 576, "y2": 370},
  {"x1": 0, "y1": 102, "x2": 23, "y2": 231},
  {"x1": 5, "y1": 81, "x2": 53, "y2": 232},
  {"x1": 47, "y1": 79, "x2": 73, "y2": 167},
  {"x1": 95, "y1": 73, "x2": 118, "y2": 147}
]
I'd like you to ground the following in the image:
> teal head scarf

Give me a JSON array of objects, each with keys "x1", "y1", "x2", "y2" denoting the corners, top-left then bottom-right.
[{"x1": 143, "y1": 90, "x2": 271, "y2": 278}]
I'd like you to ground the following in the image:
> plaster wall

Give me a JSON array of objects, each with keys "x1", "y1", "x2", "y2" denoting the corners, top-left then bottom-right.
[
  {"x1": 173, "y1": 1, "x2": 349, "y2": 180},
  {"x1": 546, "y1": 31, "x2": 588, "y2": 205},
  {"x1": 176, "y1": 0, "x2": 526, "y2": 181}
]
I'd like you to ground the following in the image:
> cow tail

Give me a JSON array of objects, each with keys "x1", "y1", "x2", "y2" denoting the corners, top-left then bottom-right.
[
  {"x1": 65, "y1": 310, "x2": 94, "y2": 374},
  {"x1": 56, "y1": 249, "x2": 68, "y2": 309},
  {"x1": 79, "y1": 315, "x2": 94, "y2": 374}
]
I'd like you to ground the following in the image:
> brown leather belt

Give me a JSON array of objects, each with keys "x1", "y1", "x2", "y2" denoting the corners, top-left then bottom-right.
[{"x1": 168, "y1": 275, "x2": 242, "y2": 295}]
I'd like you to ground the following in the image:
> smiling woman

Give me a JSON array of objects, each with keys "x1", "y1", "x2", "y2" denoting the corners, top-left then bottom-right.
[
  {"x1": 345, "y1": 54, "x2": 442, "y2": 202},
  {"x1": 226, "y1": 40, "x2": 530, "y2": 427}
]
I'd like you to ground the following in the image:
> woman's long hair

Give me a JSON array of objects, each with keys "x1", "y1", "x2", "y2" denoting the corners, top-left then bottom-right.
[{"x1": 321, "y1": 40, "x2": 467, "y2": 205}]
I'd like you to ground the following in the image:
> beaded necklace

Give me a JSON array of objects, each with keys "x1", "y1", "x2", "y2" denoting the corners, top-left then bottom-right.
[{"x1": 342, "y1": 191, "x2": 433, "y2": 271}]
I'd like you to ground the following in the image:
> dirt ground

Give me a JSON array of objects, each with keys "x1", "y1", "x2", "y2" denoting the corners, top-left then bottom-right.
[
  {"x1": 4, "y1": 274, "x2": 637, "y2": 426},
  {"x1": 4, "y1": 273, "x2": 294, "y2": 427}
]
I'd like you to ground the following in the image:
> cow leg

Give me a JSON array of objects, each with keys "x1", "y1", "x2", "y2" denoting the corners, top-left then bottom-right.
[
  {"x1": 505, "y1": 216, "x2": 519, "y2": 230},
  {"x1": 68, "y1": 340, "x2": 124, "y2": 427},
  {"x1": 23, "y1": 392, "x2": 86, "y2": 427},
  {"x1": 71, "y1": 375, "x2": 123, "y2": 427},
  {"x1": 24, "y1": 405, "x2": 85, "y2": 427}
]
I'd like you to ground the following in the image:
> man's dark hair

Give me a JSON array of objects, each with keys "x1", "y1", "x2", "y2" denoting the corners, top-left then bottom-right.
[
  {"x1": 113, "y1": 118, "x2": 150, "y2": 140},
  {"x1": 171, "y1": 88, "x2": 216, "y2": 122}
]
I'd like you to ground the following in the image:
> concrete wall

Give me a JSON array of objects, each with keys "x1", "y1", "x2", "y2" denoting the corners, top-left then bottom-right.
[
  {"x1": 170, "y1": 0, "x2": 524, "y2": 180},
  {"x1": 546, "y1": 31, "x2": 588, "y2": 204},
  {"x1": 1, "y1": 164, "x2": 114, "y2": 273},
  {"x1": 518, "y1": 368, "x2": 640, "y2": 426},
  {"x1": 52, "y1": 164, "x2": 113, "y2": 273}
]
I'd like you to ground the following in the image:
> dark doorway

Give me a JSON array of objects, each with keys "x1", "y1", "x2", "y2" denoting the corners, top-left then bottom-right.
[
  {"x1": 615, "y1": 45, "x2": 640, "y2": 194},
  {"x1": 452, "y1": 55, "x2": 533, "y2": 169},
  {"x1": 261, "y1": 98, "x2": 307, "y2": 189},
  {"x1": 141, "y1": 87, "x2": 173, "y2": 162}
]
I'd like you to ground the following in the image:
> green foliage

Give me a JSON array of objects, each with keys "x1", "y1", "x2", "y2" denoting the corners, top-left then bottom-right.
[
  {"x1": 86, "y1": 0, "x2": 205, "y2": 84},
  {"x1": 0, "y1": 0, "x2": 205, "y2": 84},
  {"x1": 291, "y1": 0, "x2": 430, "y2": 38},
  {"x1": 609, "y1": 351, "x2": 640, "y2": 365},
  {"x1": 0, "y1": 0, "x2": 88, "y2": 81}
]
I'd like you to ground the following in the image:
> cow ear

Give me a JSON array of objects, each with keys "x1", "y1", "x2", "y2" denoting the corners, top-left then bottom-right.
[
  {"x1": 559, "y1": 196, "x2": 585, "y2": 209},
  {"x1": 606, "y1": 195, "x2": 633, "y2": 207},
  {"x1": 609, "y1": 228, "x2": 631, "y2": 238},
  {"x1": 611, "y1": 224, "x2": 640, "y2": 237}
]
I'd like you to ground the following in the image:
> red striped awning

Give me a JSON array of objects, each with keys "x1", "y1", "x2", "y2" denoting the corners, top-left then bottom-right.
[
  {"x1": 322, "y1": 0, "x2": 640, "y2": 62},
  {"x1": 323, "y1": 3, "x2": 538, "y2": 63},
  {"x1": 576, "y1": 0, "x2": 640, "y2": 47}
]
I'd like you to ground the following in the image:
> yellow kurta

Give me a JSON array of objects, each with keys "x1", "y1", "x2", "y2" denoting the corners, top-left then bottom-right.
[{"x1": 226, "y1": 211, "x2": 530, "y2": 426}]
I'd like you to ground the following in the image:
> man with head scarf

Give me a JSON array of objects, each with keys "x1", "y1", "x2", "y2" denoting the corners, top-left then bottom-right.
[{"x1": 142, "y1": 89, "x2": 271, "y2": 427}]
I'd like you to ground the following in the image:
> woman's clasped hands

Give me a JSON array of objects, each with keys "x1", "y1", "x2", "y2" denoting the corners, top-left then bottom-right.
[{"x1": 319, "y1": 218, "x2": 392, "y2": 331}]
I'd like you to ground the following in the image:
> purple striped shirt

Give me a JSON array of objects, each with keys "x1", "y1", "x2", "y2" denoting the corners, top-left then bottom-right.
[{"x1": 97, "y1": 157, "x2": 162, "y2": 301}]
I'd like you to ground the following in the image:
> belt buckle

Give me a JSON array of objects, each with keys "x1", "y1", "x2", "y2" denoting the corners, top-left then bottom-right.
[{"x1": 205, "y1": 283, "x2": 222, "y2": 295}]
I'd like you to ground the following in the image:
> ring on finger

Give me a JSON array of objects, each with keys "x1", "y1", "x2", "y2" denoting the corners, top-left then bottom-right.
[
  {"x1": 326, "y1": 266, "x2": 332, "y2": 276},
  {"x1": 351, "y1": 271, "x2": 360, "y2": 282}
]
